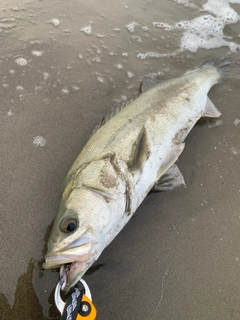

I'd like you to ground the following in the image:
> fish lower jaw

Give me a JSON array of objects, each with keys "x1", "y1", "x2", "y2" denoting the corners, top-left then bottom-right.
[{"x1": 60, "y1": 260, "x2": 87, "y2": 291}]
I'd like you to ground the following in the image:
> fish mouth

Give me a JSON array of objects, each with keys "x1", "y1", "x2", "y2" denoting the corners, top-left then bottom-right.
[
  {"x1": 59, "y1": 260, "x2": 88, "y2": 291},
  {"x1": 43, "y1": 241, "x2": 92, "y2": 291}
]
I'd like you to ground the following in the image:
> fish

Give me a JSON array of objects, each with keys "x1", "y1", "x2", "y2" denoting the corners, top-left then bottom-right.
[{"x1": 43, "y1": 59, "x2": 230, "y2": 291}]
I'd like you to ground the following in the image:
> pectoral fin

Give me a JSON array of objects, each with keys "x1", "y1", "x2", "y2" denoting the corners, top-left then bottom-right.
[
  {"x1": 203, "y1": 96, "x2": 221, "y2": 118},
  {"x1": 129, "y1": 126, "x2": 150, "y2": 174},
  {"x1": 153, "y1": 164, "x2": 185, "y2": 191}
]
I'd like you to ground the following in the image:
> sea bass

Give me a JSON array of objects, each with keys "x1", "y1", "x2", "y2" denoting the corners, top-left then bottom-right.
[{"x1": 43, "y1": 59, "x2": 229, "y2": 291}]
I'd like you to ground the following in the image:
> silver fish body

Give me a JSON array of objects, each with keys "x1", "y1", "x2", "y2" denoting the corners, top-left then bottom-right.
[{"x1": 43, "y1": 60, "x2": 228, "y2": 291}]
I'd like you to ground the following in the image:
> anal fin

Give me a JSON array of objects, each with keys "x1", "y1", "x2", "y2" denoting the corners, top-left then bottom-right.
[
  {"x1": 153, "y1": 164, "x2": 185, "y2": 191},
  {"x1": 203, "y1": 96, "x2": 221, "y2": 118}
]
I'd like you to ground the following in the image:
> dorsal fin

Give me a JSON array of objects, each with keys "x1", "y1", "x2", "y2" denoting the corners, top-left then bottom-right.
[
  {"x1": 91, "y1": 97, "x2": 136, "y2": 136},
  {"x1": 91, "y1": 77, "x2": 163, "y2": 136},
  {"x1": 92, "y1": 102, "x2": 126, "y2": 135},
  {"x1": 140, "y1": 77, "x2": 163, "y2": 93}
]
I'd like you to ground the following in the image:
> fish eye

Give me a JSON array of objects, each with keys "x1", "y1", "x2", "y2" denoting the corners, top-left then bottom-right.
[{"x1": 60, "y1": 217, "x2": 78, "y2": 233}]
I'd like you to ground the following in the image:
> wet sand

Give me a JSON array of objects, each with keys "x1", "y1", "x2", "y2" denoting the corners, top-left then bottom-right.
[{"x1": 1, "y1": 0, "x2": 240, "y2": 319}]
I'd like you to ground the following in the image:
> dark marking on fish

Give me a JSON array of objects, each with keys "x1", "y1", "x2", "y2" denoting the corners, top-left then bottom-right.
[{"x1": 172, "y1": 126, "x2": 188, "y2": 144}]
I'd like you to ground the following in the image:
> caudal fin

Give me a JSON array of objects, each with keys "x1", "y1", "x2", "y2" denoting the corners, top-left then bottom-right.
[{"x1": 202, "y1": 55, "x2": 240, "y2": 81}]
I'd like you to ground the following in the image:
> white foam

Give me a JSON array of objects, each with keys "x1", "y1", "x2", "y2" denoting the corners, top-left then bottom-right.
[
  {"x1": 51, "y1": 19, "x2": 60, "y2": 27},
  {"x1": 231, "y1": 147, "x2": 240, "y2": 155},
  {"x1": 130, "y1": 35, "x2": 142, "y2": 43},
  {"x1": 43, "y1": 72, "x2": 49, "y2": 81},
  {"x1": 203, "y1": 0, "x2": 239, "y2": 24},
  {"x1": 15, "y1": 57, "x2": 27, "y2": 66},
  {"x1": 33, "y1": 136, "x2": 46, "y2": 147},
  {"x1": 92, "y1": 57, "x2": 101, "y2": 62},
  {"x1": 115, "y1": 64, "x2": 123, "y2": 69},
  {"x1": 81, "y1": 26, "x2": 91, "y2": 35},
  {"x1": 32, "y1": 50, "x2": 43, "y2": 57},
  {"x1": 97, "y1": 76, "x2": 104, "y2": 83},
  {"x1": 174, "y1": 0, "x2": 198, "y2": 9},
  {"x1": 137, "y1": 52, "x2": 172, "y2": 60},
  {"x1": 8, "y1": 110, "x2": 13, "y2": 116},
  {"x1": 61, "y1": 88, "x2": 69, "y2": 94},
  {"x1": 234, "y1": 119, "x2": 240, "y2": 126},
  {"x1": 151, "y1": 1, "x2": 240, "y2": 54},
  {"x1": 127, "y1": 71, "x2": 134, "y2": 78},
  {"x1": 180, "y1": 15, "x2": 240, "y2": 52},
  {"x1": 153, "y1": 12, "x2": 240, "y2": 53},
  {"x1": 125, "y1": 22, "x2": 138, "y2": 33},
  {"x1": 208, "y1": 119, "x2": 223, "y2": 128}
]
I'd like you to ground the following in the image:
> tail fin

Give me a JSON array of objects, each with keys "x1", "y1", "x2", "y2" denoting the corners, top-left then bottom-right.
[{"x1": 202, "y1": 55, "x2": 240, "y2": 81}]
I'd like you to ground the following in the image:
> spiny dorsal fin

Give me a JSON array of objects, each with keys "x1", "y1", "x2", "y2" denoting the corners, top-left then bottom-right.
[
  {"x1": 91, "y1": 97, "x2": 136, "y2": 136},
  {"x1": 140, "y1": 77, "x2": 163, "y2": 93}
]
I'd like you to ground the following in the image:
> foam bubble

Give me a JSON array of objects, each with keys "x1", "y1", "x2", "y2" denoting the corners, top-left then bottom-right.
[
  {"x1": 8, "y1": 110, "x2": 13, "y2": 116},
  {"x1": 61, "y1": 88, "x2": 69, "y2": 94},
  {"x1": 153, "y1": 21, "x2": 174, "y2": 31},
  {"x1": 51, "y1": 19, "x2": 60, "y2": 26},
  {"x1": 127, "y1": 71, "x2": 134, "y2": 78},
  {"x1": 33, "y1": 136, "x2": 46, "y2": 147},
  {"x1": 92, "y1": 57, "x2": 101, "y2": 62},
  {"x1": 174, "y1": 0, "x2": 198, "y2": 9},
  {"x1": 81, "y1": 26, "x2": 91, "y2": 35},
  {"x1": 97, "y1": 76, "x2": 104, "y2": 83},
  {"x1": 203, "y1": 0, "x2": 239, "y2": 24},
  {"x1": 15, "y1": 57, "x2": 27, "y2": 66},
  {"x1": 231, "y1": 147, "x2": 240, "y2": 155},
  {"x1": 137, "y1": 52, "x2": 171, "y2": 60},
  {"x1": 32, "y1": 50, "x2": 43, "y2": 57},
  {"x1": 179, "y1": 15, "x2": 240, "y2": 52},
  {"x1": 16, "y1": 86, "x2": 23, "y2": 91},
  {"x1": 208, "y1": 119, "x2": 223, "y2": 128},
  {"x1": 113, "y1": 28, "x2": 120, "y2": 32},
  {"x1": 234, "y1": 119, "x2": 240, "y2": 126},
  {"x1": 125, "y1": 22, "x2": 138, "y2": 33},
  {"x1": 115, "y1": 64, "x2": 123, "y2": 69},
  {"x1": 43, "y1": 72, "x2": 49, "y2": 81},
  {"x1": 122, "y1": 52, "x2": 128, "y2": 57},
  {"x1": 131, "y1": 35, "x2": 142, "y2": 43},
  {"x1": 153, "y1": 12, "x2": 240, "y2": 53}
]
